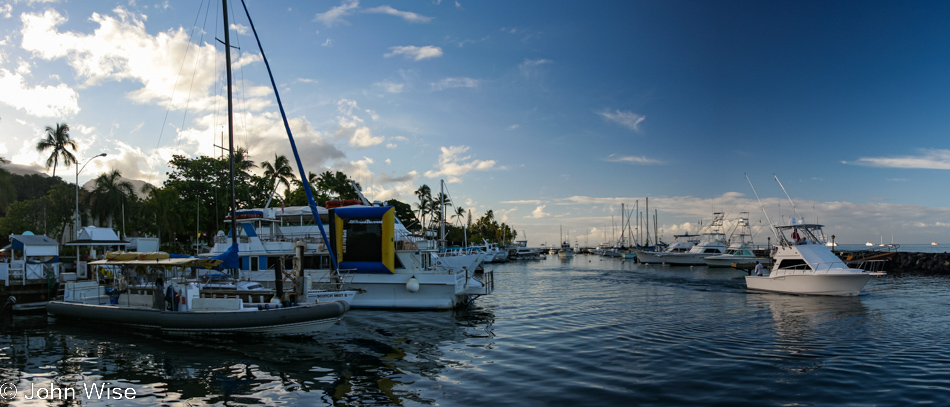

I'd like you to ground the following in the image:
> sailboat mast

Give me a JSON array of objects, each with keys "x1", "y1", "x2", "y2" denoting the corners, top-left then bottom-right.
[
  {"x1": 222, "y1": 0, "x2": 237, "y2": 247},
  {"x1": 620, "y1": 203, "x2": 625, "y2": 247},
  {"x1": 440, "y1": 180, "x2": 446, "y2": 246},
  {"x1": 645, "y1": 197, "x2": 650, "y2": 246}
]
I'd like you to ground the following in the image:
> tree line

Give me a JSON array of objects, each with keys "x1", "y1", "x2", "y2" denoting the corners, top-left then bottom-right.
[{"x1": 0, "y1": 123, "x2": 515, "y2": 251}]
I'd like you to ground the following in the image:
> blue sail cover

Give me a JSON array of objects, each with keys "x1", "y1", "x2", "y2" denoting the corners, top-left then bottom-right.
[{"x1": 200, "y1": 243, "x2": 239, "y2": 271}]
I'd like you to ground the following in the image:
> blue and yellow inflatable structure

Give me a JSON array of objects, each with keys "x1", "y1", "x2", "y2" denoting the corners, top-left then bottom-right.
[{"x1": 329, "y1": 206, "x2": 395, "y2": 273}]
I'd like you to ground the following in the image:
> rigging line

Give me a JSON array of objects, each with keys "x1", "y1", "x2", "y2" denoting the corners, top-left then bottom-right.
[
  {"x1": 176, "y1": 0, "x2": 215, "y2": 152},
  {"x1": 745, "y1": 173, "x2": 778, "y2": 240},
  {"x1": 211, "y1": 0, "x2": 221, "y2": 159},
  {"x1": 238, "y1": 0, "x2": 337, "y2": 268},
  {"x1": 148, "y1": 0, "x2": 208, "y2": 186},
  {"x1": 226, "y1": 0, "x2": 252, "y2": 153}
]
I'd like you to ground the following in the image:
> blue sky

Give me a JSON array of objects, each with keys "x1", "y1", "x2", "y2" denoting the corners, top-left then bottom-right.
[{"x1": 2, "y1": 0, "x2": 950, "y2": 247}]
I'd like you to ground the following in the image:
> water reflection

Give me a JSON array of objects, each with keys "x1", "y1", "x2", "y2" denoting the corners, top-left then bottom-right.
[
  {"x1": 0, "y1": 306, "x2": 494, "y2": 406},
  {"x1": 749, "y1": 293, "x2": 869, "y2": 373}
]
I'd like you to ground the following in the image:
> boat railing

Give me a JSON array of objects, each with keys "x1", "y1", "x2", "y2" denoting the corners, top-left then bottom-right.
[
  {"x1": 776, "y1": 260, "x2": 864, "y2": 274},
  {"x1": 308, "y1": 268, "x2": 356, "y2": 292},
  {"x1": 850, "y1": 259, "x2": 888, "y2": 274},
  {"x1": 393, "y1": 228, "x2": 420, "y2": 251}
]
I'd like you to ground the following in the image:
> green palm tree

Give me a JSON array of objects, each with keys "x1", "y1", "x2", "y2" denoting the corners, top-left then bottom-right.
[
  {"x1": 431, "y1": 192, "x2": 451, "y2": 229},
  {"x1": 36, "y1": 123, "x2": 77, "y2": 178},
  {"x1": 414, "y1": 184, "x2": 431, "y2": 233},
  {"x1": 316, "y1": 170, "x2": 357, "y2": 199},
  {"x1": 261, "y1": 154, "x2": 296, "y2": 199},
  {"x1": 142, "y1": 184, "x2": 182, "y2": 245},
  {"x1": 233, "y1": 147, "x2": 256, "y2": 173},
  {"x1": 453, "y1": 206, "x2": 465, "y2": 227},
  {"x1": 88, "y1": 169, "x2": 134, "y2": 230}
]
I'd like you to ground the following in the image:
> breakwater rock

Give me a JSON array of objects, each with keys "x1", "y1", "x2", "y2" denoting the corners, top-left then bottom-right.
[{"x1": 840, "y1": 251, "x2": 950, "y2": 275}]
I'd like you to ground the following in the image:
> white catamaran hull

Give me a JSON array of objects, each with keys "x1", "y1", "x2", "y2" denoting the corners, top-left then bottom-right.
[{"x1": 745, "y1": 273, "x2": 872, "y2": 296}]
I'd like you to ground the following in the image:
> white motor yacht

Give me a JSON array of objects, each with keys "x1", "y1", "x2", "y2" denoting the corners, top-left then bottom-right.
[
  {"x1": 638, "y1": 212, "x2": 728, "y2": 266},
  {"x1": 745, "y1": 222, "x2": 882, "y2": 296}
]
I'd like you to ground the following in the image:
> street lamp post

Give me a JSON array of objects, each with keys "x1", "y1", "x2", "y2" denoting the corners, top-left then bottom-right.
[{"x1": 75, "y1": 153, "x2": 107, "y2": 239}]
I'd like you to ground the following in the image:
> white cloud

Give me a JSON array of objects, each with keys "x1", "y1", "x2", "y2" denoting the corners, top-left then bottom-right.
[
  {"x1": 315, "y1": 0, "x2": 359, "y2": 27},
  {"x1": 519, "y1": 58, "x2": 551, "y2": 79},
  {"x1": 502, "y1": 199, "x2": 543, "y2": 205},
  {"x1": 20, "y1": 8, "x2": 226, "y2": 112},
  {"x1": 375, "y1": 81, "x2": 404, "y2": 93},
  {"x1": 431, "y1": 77, "x2": 480, "y2": 91},
  {"x1": 848, "y1": 149, "x2": 950, "y2": 170},
  {"x1": 599, "y1": 109, "x2": 645, "y2": 131},
  {"x1": 0, "y1": 67, "x2": 80, "y2": 117},
  {"x1": 349, "y1": 127, "x2": 384, "y2": 148},
  {"x1": 604, "y1": 154, "x2": 661, "y2": 165},
  {"x1": 530, "y1": 205, "x2": 550, "y2": 218},
  {"x1": 364, "y1": 6, "x2": 432, "y2": 23},
  {"x1": 331, "y1": 99, "x2": 383, "y2": 148},
  {"x1": 384, "y1": 45, "x2": 443, "y2": 61},
  {"x1": 423, "y1": 145, "x2": 496, "y2": 183}
]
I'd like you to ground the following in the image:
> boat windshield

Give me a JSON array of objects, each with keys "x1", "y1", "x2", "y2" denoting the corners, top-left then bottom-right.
[{"x1": 776, "y1": 224, "x2": 826, "y2": 247}]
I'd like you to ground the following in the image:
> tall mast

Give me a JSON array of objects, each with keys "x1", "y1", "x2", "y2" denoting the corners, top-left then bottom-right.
[
  {"x1": 222, "y1": 0, "x2": 237, "y2": 248},
  {"x1": 440, "y1": 180, "x2": 446, "y2": 246},
  {"x1": 620, "y1": 203, "x2": 625, "y2": 247},
  {"x1": 645, "y1": 197, "x2": 650, "y2": 246}
]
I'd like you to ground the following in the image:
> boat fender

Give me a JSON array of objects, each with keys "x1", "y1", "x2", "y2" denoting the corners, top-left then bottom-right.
[{"x1": 406, "y1": 276, "x2": 420, "y2": 293}]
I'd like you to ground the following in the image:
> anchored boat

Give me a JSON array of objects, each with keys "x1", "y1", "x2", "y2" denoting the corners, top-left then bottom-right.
[{"x1": 46, "y1": 256, "x2": 348, "y2": 335}]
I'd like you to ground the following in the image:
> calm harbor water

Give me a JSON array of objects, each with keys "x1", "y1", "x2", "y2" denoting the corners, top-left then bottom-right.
[{"x1": 1, "y1": 256, "x2": 949, "y2": 406}]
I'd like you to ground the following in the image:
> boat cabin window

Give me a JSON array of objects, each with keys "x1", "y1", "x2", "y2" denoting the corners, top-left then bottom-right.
[
  {"x1": 703, "y1": 248, "x2": 722, "y2": 254},
  {"x1": 302, "y1": 255, "x2": 324, "y2": 270},
  {"x1": 776, "y1": 259, "x2": 811, "y2": 271},
  {"x1": 250, "y1": 256, "x2": 259, "y2": 271},
  {"x1": 267, "y1": 256, "x2": 280, "y2": 271}
]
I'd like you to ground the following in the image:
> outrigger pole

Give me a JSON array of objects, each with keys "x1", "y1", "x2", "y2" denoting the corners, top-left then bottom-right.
[
  {"x1": 745, "y1": 173, "x2": 778, "y2": 240},
  {"x1": 773, "y1": 174, "x2": 806, "y2": 223}
]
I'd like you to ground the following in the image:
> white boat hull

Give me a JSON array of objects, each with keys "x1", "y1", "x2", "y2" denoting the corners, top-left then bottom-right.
[
  {"x1": 344, "y1": 270, "x2": 478, "y2": 310},
  {"x1": 703, "y1": 255, "x2": 770, "y2": 268},
  {"x1": 745, "y1": 273, "x2": 872, "y2": 296},
  {"x1": 636, "y1": 252, "x2": 710, "y2": 266}
]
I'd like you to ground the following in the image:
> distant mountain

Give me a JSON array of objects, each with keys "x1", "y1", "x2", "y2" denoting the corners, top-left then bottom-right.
[
  {"x1": 82, "y1": 177, "x2": 155, "y2": 199},
  {"x1": 1, "y1": 163, "x2": 153, "y2": 198},
  {"x1": 0, "y1": 162, "x2": 47, "y2": 176}
]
